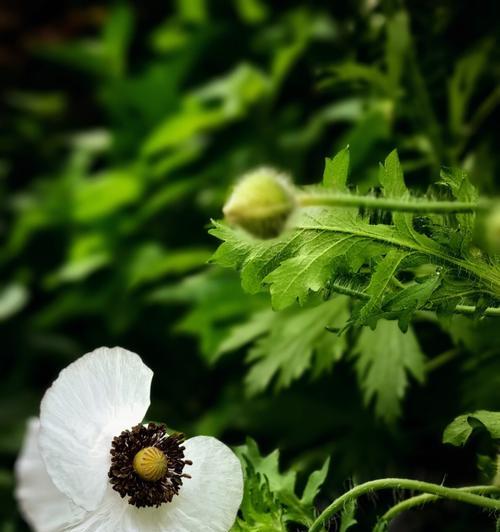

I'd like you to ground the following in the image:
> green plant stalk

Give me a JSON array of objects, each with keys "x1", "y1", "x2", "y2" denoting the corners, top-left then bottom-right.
[
  {"x1": 297, "y1": 192, "x2": 494, "y2": 213},
  {"x1": 380, "y1": 485, "x2": 500, "y2": 525},
  {"x1": 308, "y1": 478, "x2": 500, "y2": 532},
  {"x1": 425, "y1": 349, "x2": 460, "y2": 372},
  {"x1": 453, "y1": 304, "x2": 500, "y2": 317},
  {"x1": 330, "y1": 283, "x2": 500, "y2": 317}
]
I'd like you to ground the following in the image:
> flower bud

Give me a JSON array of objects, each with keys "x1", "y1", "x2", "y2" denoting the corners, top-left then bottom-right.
[{"x1": 223, "y1": 167, "x2": 296, "y2": 239}]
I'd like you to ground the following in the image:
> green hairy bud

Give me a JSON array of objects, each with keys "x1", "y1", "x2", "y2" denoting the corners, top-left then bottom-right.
[{"x1": 223, "y1": 167, "x2": 296, "y2": 239}]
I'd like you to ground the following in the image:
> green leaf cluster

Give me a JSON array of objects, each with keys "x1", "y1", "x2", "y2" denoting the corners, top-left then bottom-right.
[
  {"x1": 211, "y1": 148, "x2": 500, "y2": 330},
  {"x1": 232, "y1": 439, "x2": 330, "y2": 531}
]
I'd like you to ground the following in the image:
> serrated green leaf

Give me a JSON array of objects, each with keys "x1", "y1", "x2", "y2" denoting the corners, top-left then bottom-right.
[
  {"x1": 439, "y1": 167, "x2": 478, "y2": 245},
  {"x1": 323, "y1": 146, "x2": 350, "y2": 190},
  {"x1": 380, "y1": 149, "x2": 408, "y2": 198},
  {"x1": 232, "y1": 446, "x2": 286, "y2": 532},
  {"x1": 340, "y1": 498, "x2": 358, "y2": 532},
  {"x1": 301, "y1": 457, "x2": 330, "y2": 507},
  {"x1": 149, "y1": 269, "x2": 267, "y2": 361},
  {"x1": 216, "y1": 308, "x2": 275, "y2": 359},
  {"x1": 234, "y1": 439, "x2": 330, "y2": 529},
  {"x1": 443, "y1": 410, "x2": 500, "y2": 446},
  {"x1": 353, "y1": 320, "x2": 425, "y2": 423},
  {"x1": 354, "y1": 249, "x2": 407, "y2": 327},
  {"x1": 264, "y1": 232, "x2": 381, "y2": 310},
  {"x1": 245, "y1": 297, "x2": 349, "y2": 394},
  {"x1": 363, "y1": 274, "x2": 442, "y2": 332}
]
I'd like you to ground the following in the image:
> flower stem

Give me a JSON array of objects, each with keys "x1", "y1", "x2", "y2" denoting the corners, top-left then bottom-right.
[
  {"x1": 380, "y1": 485, "x2": 500, "y2": 526},
  {"x1": 308, "y1": 478, "x2": 500, "y2": 532},
  {"x1": 297, "y1": 192, "x2": 494, "y2": 214}
]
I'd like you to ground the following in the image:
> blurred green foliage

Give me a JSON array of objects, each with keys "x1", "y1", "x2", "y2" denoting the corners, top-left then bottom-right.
[{"x1": 1, "y1": 0, "x2": 500, "y2": 530}]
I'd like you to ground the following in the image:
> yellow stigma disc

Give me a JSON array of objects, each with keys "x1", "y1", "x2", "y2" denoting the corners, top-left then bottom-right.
[{"x1": 133, "y1": 447, "x2": 168, "y2": 482}]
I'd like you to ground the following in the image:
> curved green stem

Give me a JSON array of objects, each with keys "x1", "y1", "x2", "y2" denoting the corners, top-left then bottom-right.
[
  {"x1": 308, "y1": 478, "x2": 500, "y2": 532},
  {"x1": 297, "y1": 192, "x2": 494, "y2": 214},
  {"x1": 380, "y1": 485, "x2": 500, "y2": 526}
]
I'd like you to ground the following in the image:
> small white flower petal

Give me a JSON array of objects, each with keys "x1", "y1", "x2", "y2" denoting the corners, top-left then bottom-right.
[
  {"x1": 15, "y1": 418, "x2": 86, "y2": 532},
  {"x1": 69, "y1": 436, "x2": 244, "y2": 532},
  {"x1": 39, "y1": 346, "x2": 153, "y2": 512}
]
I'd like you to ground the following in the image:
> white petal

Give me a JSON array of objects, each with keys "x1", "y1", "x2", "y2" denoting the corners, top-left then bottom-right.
[
  {"x1": 39, "y1": 346, "x2": 153, "y2": 512},
  {"x1": 15, "y1": 418, "x2": 86, "y2": 532},
  {"x1": 69, "y1": 436, "x2": 243, "y2": 532}
]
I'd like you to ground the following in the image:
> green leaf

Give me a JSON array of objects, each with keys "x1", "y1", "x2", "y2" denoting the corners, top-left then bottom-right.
[
  {"x1": 216, "y1": 308, "x2": 275, "y2": 360},
  {"x1": 385, "y1": 11, "x2": 411, "y2": 92},
  {"x1": 143, "y1": 65, "x2": 269, "y2": 155},
  {"x1": 380, "y1": 149, "x2": 408, "y2": 198},
  {"x1": 439, "y1": 167, "x2": 478, "y2": 245},
  {"x1": 301, "y1": 457, "x2": 331, "y2": 507},
  {"x1": 73, "y1": 169, "x2": 143, "y2": 222},
  {"x1": 448, "y1": 42, "x2": 492, "y2": 135},
  {"x1": 443, "y1": 410, "x2": 500, "y2": 446},
  {"x1": 244, "y1": 297, "x2": 350, "y2": 394},
  {"x1": 127, "y1": 244, "x2": 211, "y2": 288},
  {"x1": 369, "y1": 274, "x2": 442, "y2": 332},
  {"x1": 354, "y1": 249, "x2": 407, "y2": 327},
  {"x1": 264, "y1": 231, "x2": 381, "y2": 311},
  {"x1": 340, "y1": 498, "x2": 358, "y2": 532},
  {"x1": 234, "y1": 439, "x2": 330, "y2": 529},
  {"x1": 352, "y1": 320, "x2": 426, "y2": 423},
  {"x1": 149, "y1": 269, "x2": 267, "y2": 361},
  {"x1": 323, "y1": 146, "x2": 350, "y2": 191}
]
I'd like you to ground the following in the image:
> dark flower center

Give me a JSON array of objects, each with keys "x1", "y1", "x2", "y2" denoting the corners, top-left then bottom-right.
[{"x1": 108, "y1": 423, "x2": 192, "y2": 508}]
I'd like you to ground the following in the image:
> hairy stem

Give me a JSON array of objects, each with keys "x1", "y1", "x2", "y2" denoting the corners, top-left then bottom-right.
[
  {"x1": 380, "y1": 485, "x2": 500, "y2": 526},
  {"x1": 297, "y1": 192, "x2": 493, "y2": 214},
  {"x1": 453, "y1": 304, "x2": 500, "y2": 317},
  {"x1": 308, "y1": 478, "x2": 500, "y2": 532},
  {"x1": 329, "y1": 283, "x2": 500, "y2": 318}
]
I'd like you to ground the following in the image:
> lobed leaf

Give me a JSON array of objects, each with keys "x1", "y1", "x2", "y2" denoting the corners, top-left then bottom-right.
[
  {"x1": 352, "y1": 320, "x2": 426, "y2": 423},
  {"x1": 443, "y1": 410, "x2": 500, "y2": 446}
]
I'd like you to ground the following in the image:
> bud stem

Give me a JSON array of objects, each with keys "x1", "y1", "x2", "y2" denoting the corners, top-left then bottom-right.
[
  {"x1": 308, "y1": 478, "x2": 500, "y2": 532},
  {"x1": 379, "y1": 485, "x2": 500, "y2": 527},
  {"x1": 297, "y1": 192, "x2": 494, "y2": 214}
]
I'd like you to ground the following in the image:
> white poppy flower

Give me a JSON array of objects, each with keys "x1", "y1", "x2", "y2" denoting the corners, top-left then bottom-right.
[{"x1": 15, "y1": 347, "x2": 244, "y2": 532}]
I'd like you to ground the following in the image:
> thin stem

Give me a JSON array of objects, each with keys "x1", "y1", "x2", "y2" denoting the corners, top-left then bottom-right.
[
  {"x1": 297, "y1": 192, "x2": 494, "y2": 214},
  {"x1": 329, "y1": 283, "x2": 500, "y2": 318},
  {"x1": 330, "y1": 283, "x2": 369, "y2": 300},
  {"x1": 453, "y1": 304, "x2": 500, "y2": 317},
  {"x1": 380, "y1": 485, "x2": 500, "y2": 526},
  {"x1": 308, "y1": 478, "x2": 500, "y2": 532},
  {"x1": 426, "y1": 349, "x2": 460, "y2": 372}
]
